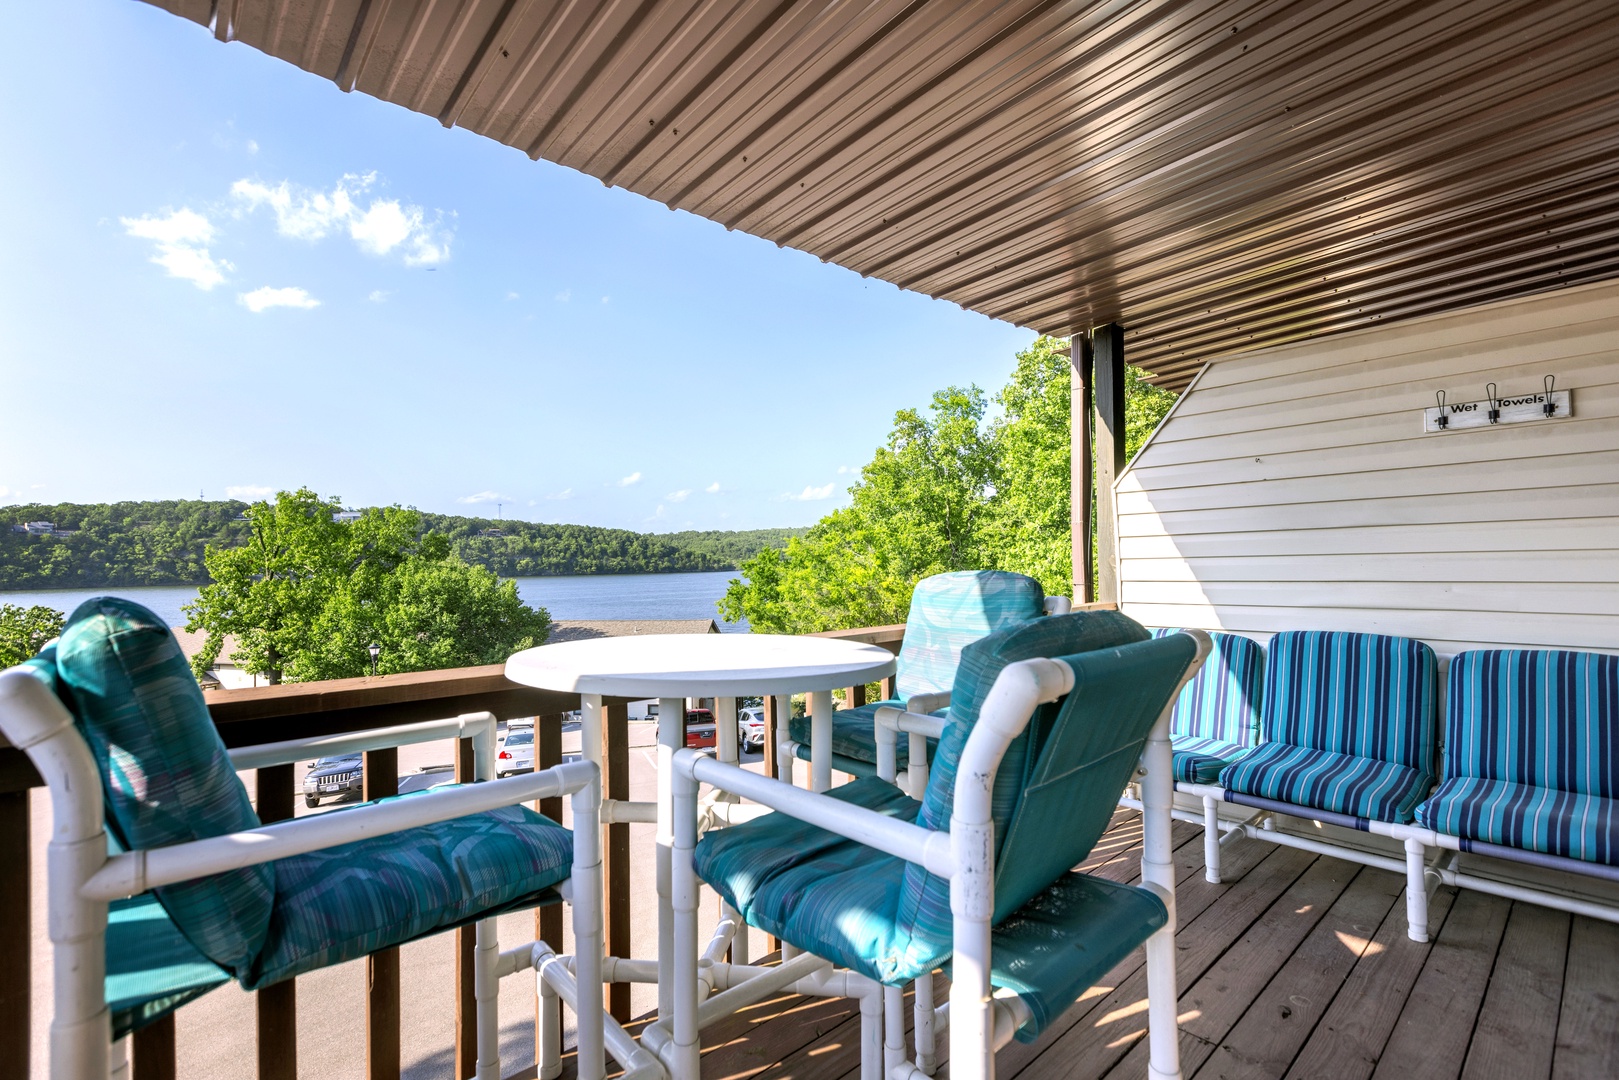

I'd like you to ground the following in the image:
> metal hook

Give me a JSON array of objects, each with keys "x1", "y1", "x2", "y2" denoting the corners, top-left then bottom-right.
[
  {"x1": 1486, "y1": 381, "x2": 1500, "y2": 424},
  {"x1": 1435, "y1": 389, "x2": 1448, "y2": 430},
  {"x1": 1544, "y1": 374, "x2": 1557, "y2": 417}
]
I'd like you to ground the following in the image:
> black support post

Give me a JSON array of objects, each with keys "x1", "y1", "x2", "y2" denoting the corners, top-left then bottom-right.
[
  {"x1": 1070, "y1": 335, "x2": 1095, "y2": 604},
  {"x1": 1093, "y1": 323, "x2": 1127, "y2": 605}
]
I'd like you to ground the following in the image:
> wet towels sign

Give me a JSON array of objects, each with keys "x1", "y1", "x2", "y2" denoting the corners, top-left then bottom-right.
[{"x1": 1422, "y1": 389, "x2": 1573, "y2": 433}]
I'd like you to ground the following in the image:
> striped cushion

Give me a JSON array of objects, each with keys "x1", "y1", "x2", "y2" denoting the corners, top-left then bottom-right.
[
  {"x1": 1262, "y1": 630, "x2": 1438, "y2": 774},
  {"x1": 894, "y1": 571, "x2": 1046, "y2": 701},
  {"x1": 1443, "y1": 650, "x2": 1618, "y2": 797},
  {"x1": 789, "y1": 700, "x2": 941, "y2": 769},
  {"x1": 1415, "y1": 777, "x2": 1619, "y2": 865},
  {"x1": 1219, "y1": 742, "x2": 1432, "y2": 823},
  {"x1": 1172, "y1": 735, "x2": 1252, "y2": 784},
  {"x1": 243, "y1": 795, "x2": 572, "y2": 989},
  {"x1": 50, "y1": 597, "x2": 273, "y2": 974},
  {"x1": 1154, "y1": 629, "x2": 1264, "y2": 749}
]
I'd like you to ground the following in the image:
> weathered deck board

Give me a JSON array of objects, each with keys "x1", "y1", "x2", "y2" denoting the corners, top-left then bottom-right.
[{"x1": 597, "y1": 816, "x2": 1619, "y2": 1080}]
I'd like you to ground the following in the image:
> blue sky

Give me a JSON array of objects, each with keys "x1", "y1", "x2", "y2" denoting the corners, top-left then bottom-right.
[{"x1": 0, "y1": 1, "x2": 1035, "y2": 532}]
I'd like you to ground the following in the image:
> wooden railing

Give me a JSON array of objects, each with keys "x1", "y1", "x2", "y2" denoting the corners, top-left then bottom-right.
[{"x1": 7, "y1": 612, "x2": 1150, "y2": 1078}]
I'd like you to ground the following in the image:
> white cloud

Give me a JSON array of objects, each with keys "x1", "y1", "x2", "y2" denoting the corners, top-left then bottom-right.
[
  {"x1": 225, "y1": 485, "x2": 275, "y2": 500},
  {"x1": 121, "y1": 208, "x2": 232, "y2": 290},
  {"x1": 505, "y1": 291, "x2": 520, "y2": 301},
  {"x1": 600, "y1": 296, "x2": 610, "y2": 304},
  {"x1": 618, "y1": 472, "x2": 642, "y2": 487},
  {"x1": 457, "y1": 491, "x2": 506, "y2": 504},
  {"x1": 232, "y1": 172, "x2": 453, "y2": 265},
  {"x1": 545, "y1": 488, "x2": 573, "y2": 501},
  {"x1": 837, "y1": 465, "x2": 858, "y2": 474},
  {"x1": 705, "y1": 482, "x2": 721, "y2": 494},
  {"x1": 788, "y1": 483, "x2": 836, "y2": 501},
  {"x1": 239, "y1": 286, "x2": 319, "y2": 313},
  {"x1": 666, "y1": 489, "x2": 691, "y2": 503},
  {"x1": 368, "y1": 289, "x2": 389, "y2": 303},
  {"x1": 554, "y1": 289, "x2": 571, "y2": 303},
  {"x1": 246, "y1": 139, "x2": 260, "y2": 155}
]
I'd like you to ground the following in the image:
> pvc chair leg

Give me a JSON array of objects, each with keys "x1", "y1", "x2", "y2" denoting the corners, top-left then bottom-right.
[
  {"x1": 109, "y1": 1037, "x2": 128, "y2": 1080},
  {"x1": 860, "y1": 985, "x2": 884, "y2": 1080},
  {"x1": 1143, "y1": 925, "x2": 1183, "y2": 1080},
  {"x1": 1404, "y1": 836, "x2": 1430, "y2": 943},
  {"x1": 913, "y1": 974, "x2": 937, "y2": 1075},
  {"x1": 1202, "y1": 794, "x2": 1222, "y2": 884},
  {"x1": 538, "y1": 975, "x2": 562, "y2": 1080},
  {"x1": 884, "y1": 985, "x2": 906, "y2": 1076},
  {"x1": 474, "y1": 916, "x2": 500, "y2": 1080}
]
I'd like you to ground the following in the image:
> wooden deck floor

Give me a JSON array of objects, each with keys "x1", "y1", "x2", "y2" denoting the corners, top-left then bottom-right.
[{"x1": 622, "y1": 812, "x2": 1619, "y2": 1080}]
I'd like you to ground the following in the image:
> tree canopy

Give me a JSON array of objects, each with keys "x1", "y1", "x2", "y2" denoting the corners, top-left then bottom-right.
[
  {"x1": 184, "y1": 489, "x2": 552, "y2": 683},
  {"x1": 718, "y1": 337, "x2": 1176, "y2": 633},
  {"x1": 0, "y1": 603, "x2": 66, "y2": 668}
]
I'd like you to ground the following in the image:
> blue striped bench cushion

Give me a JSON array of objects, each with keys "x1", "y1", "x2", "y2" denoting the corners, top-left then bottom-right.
[
  {"x1": 1172, "y1": 735, "x2": 1252, "y2": 784},
  {"x1": 1415, "y1": 777, "x2": 1619, "y2": 865},
  {"x1": 1154, "y1": 629, "x2": 1264, "y2": 751},
  {"x1": 1219, "y1": 742, "x2": 1432, "y2": 823}
]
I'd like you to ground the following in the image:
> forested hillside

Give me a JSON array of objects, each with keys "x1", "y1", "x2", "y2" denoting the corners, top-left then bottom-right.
[{"x1": 0, "y1": 501, "x2": 803, "y2": 589}]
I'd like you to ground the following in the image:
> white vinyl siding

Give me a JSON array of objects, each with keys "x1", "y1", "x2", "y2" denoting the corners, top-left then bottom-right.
[{"x1": 1117, "y1": 279, "x2": 1619, "y2": 660}]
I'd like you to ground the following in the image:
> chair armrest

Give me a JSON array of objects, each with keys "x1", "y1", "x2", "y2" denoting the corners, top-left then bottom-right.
[
  {"x1": 676, "y1": 751, "x2": 953, "y2": 877},
  {"x1": 904, "y1": 691, "x2": 951, "y2": 717},
  {"x1": 83, "y1": 760, "x2": 599, "y2": 901},
  {"x1": 1044, "y1": 596, "x2": 1072, "y2": 615},
  {"x1": 875, "y1": 706, "x2": 948, "y2": 740}
]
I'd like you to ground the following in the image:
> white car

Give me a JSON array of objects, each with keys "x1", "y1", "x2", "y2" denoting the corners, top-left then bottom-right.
[
  {"x1": 496, "y1": 727, "x2": 535, "y2": 777},
  {"x1": 738, "y1": 708, "x2": 766, "y2": 753}
]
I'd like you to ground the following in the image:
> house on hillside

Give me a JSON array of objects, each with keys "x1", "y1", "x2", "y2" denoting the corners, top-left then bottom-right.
[{"x1": 170, "y1": 627, "x2": 263, "y2": 690}]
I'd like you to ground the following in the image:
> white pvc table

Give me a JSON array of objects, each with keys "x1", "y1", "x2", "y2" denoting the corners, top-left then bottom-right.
[{"x1": 505, "y1": 633, "x2": 897, "y2": 1021}]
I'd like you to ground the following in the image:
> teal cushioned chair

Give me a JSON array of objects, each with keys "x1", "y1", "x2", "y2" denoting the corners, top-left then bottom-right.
[
  {"x1": 1151, "y1": 628, "x2": 1264, "y2": 783},
  {"x1": 697, "y1": 612, "x2": 1200, "y2": 1056},
  {"x1": 787, "y1": 570, "x2": 1048, "y2": 779},
  {"x1": 7, "y1": 597, "x2": 587, "y2": 1064}
]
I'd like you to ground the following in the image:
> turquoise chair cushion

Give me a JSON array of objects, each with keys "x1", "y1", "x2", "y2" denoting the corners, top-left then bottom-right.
[
  {"x1": 106, "y1": 893, "x2": 231, "y2": 1040},
  {"x1": 244, "y1": 796, "x2": 573, "y2": 989},
  {"x1": 789, "y1": 699, "x2": 944, "y2": 770},
  {"x1": 1171, "y1": 735, "x2": 1252, "y2": 783},
  {"x1": 1219, "y1": 743, "x2": 1433, "y2": 824},
  {"x1": 1415, "y1": 777, "x2": 1619, "y2": 865},
  {"x1": 50, "y1": 597, "x2": 273, "y2": 974},
  {"x1": 1440, "y1": 650, "x2": 1618, "y2": 796},
  {"x1": 894, "y1": 571, "x2": 1046, "y2": 701},
  {"x1": 1153, "y1": 629, "x2": 1264, "y2": 748},
  {"x1": 981, "y1": 872, "x2": 1167, "y2": 1041},
  {"x1": 1260, "y1": 630, "x2": 1438, "y2": 774}
]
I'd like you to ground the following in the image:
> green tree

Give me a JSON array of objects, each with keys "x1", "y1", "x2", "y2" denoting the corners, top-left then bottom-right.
[
  {"x1": 0, "y1": 603, "x2": 66, "y2": 667},
  {"x1": 184, "y1": 489, "x2": 549, "y2": 682},
  {"x1": 720, "y1": 337, "x2": 1178, "y2": 633}
]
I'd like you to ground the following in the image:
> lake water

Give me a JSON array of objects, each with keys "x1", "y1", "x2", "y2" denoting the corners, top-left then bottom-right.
[{"x1": 0, "y1": 569, "x2": 748, "y2": 632}]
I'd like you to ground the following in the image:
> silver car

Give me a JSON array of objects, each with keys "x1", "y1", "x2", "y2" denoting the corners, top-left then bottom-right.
[{"x1": 738, "y1": 708, "x2": 766, "y2": 753}]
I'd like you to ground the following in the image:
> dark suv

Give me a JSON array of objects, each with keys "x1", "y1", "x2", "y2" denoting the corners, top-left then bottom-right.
[{"x1": 303, "y1": 754, "x2": 363, "y2": 808}]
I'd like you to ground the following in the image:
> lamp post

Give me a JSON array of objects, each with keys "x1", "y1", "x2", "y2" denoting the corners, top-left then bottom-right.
[{"x1": 368, "y1": 642, "x2": 381, "y2": 678}]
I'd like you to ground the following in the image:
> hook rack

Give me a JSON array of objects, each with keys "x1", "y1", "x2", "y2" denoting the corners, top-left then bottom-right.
[
  {"x1": 1435, "y1": 390, "x2": 1449, "y2": 430},
  {"x1": 1544, "y1": 374, "x2": 1557, "y2": 417},
  {"x1": 1421, "y1": 376, "x2": 1572, "y2": 433},
  {"x1": 1486, "y1": 382, "x2": 1501, "y2": 424}
]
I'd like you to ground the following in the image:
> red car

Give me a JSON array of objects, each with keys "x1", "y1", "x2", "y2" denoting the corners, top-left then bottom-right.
[{"x1": 683, "y1": 708, "x2": 717, "y2": 749}]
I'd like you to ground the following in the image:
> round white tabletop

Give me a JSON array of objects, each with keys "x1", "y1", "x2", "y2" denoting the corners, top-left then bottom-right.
[{"x1": 505, "y1": 633, "x2": 896, "y2": 697}]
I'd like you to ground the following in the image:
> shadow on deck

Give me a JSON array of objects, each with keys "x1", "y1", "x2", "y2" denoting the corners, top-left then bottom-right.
[{"x1": 591, "y1": 811, "x2": 1619, "y2": 1080}]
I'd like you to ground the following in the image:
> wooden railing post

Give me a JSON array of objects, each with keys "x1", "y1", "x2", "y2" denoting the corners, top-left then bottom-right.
[
  {"x1": 0, "y1": 790, "x2": 29, "y2": 1078},
  {"x1": 602, "y1": 700, "x2": 632, "y2": 1023},
  {"x1": 256, "y1": 764, "x2": 297, "y2": 1080},
  {"x1": 132, "y1": 1014, "x2": 177, "y2": 1080},
  {"x1": 454, "y1": 738, "x2": 476, "y2": 1080},
  {"x1": 881, "y1": 674, "x2": 898, "y2": 702},
  {"x1": 845, "y1": 684, "x2": 866, "y2": 709},
  {"x1": 364, "y1": 747, "x2": 401, "y2": 1080},
  {"x1": 762, "y1": 695, "x2": 779, "y2": 780},
  {"x1": 535, "y1": 713, "x2": 565, "y2": 1057}
]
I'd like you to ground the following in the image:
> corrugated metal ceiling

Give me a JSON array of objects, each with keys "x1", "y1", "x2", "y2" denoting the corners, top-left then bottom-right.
[{"x1": 147, "y1": 0, "x2": 1619, "y2": 389}]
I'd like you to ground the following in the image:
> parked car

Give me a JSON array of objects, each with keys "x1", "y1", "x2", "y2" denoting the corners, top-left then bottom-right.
[
  {"x1": 738, "y1": 708, "x2": 765, "y2": 753},
  {"x1": 303, "y1": 753, "x2": 363, "y2": 808},
  {"x1": 683, "y1": 708, "x2": 717, "y2": 749},
  {"x1": 497, "y1": 728, "x2": 536, "y2": 777}
]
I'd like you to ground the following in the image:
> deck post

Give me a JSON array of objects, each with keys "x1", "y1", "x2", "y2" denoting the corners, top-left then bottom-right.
[
  {"x1": 602, "y1": 700, "x2": 632, "y2": 1022},
  {"x1": 364, "y1": 747, "x2": 401, "y2": 1080},
  {"x1": 455, "y1": 738, "x2": 476, "y2": 1079},
  {"x1": 1093, "y1": 323, "x2": 1127, "y2": 606},
  {"x1": 1070, "y1": 333, "x2": 1096, "y2": 604},
  {"x1": 256, "y1": 764, "x2": 297, "y2": 1080},
  {"x1": 0, "y1": 790, "x2": 28, "y2": 1078},
  {"x1": 132, "y1": 1014, "x2": 176, "y2": 1080}
]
